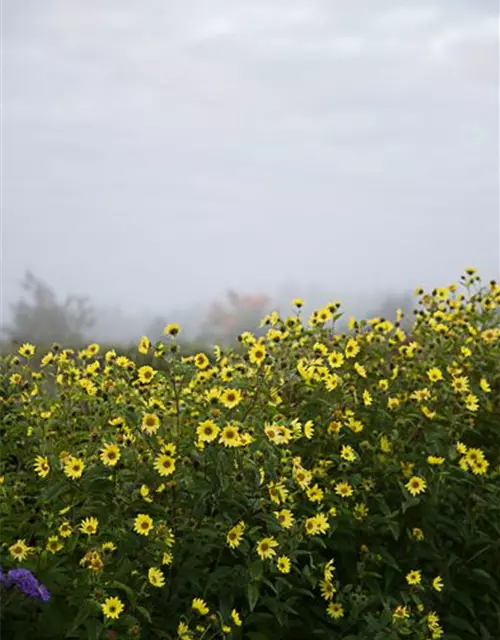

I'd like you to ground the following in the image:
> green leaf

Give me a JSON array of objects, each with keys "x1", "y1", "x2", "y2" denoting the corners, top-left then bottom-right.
[
  {"x1": 247, "y1": 583, "x2": 260, "y2": 612},
  {"x1": 136, "y1": 605, "x2": 152, "y2": 623},
  {"x1": 248, "y1": 560, "x2": 263, "y2": 581}
]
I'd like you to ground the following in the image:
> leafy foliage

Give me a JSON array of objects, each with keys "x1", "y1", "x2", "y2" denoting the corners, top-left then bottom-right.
[{"x1": 1, "y1": 269, "x2": 499, "y2": 640}]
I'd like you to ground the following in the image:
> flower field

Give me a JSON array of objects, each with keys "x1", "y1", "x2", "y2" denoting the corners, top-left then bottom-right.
[{"x1": 1, "y1": 269, "x2": 499, "y2": 640}]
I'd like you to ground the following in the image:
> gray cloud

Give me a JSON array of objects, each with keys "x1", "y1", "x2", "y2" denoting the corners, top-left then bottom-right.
[{"x1": 2, "y1": 0, "x2": 499, "y2": 327}]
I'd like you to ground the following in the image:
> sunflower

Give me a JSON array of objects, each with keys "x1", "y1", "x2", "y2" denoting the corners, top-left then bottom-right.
[
  {"x1": 249, "y1": 343, "x2": 266, "y2": 365},
  {"x1": 231, "y1": 609, "x2": 242, "y2": 626},
  {"x1": 133, "y1": 514, "x2": 154, "y2": 536},
  {"x1": 194, "y1": 353, "x2": 210, "y2": 370},
  {"x1": 220, "y1": 389, "x2": 242, "y2": 409},
  {"x1": 274, "y1": 509, "x2": 294, "y2": 529},
  {"x1": 405, "y1": 476, "x2": 427, "y2": 497},
  {"x1": 33, "y1": 455, "x2": 50, "y2": 478},
  {"x1": 192, "y1": 598, "x2": 209, "y2": 615},
  {"x1": 340, "y1": 446, "x2": 356, "y2": 462},
  {"x1": 59, "y1": 521, "x2": 73, "y2": 538},
  {"x1": 138, "y1": 336, "x2": 150, "y2": 355},
  {"x1": 335, "y1": 481, "x2": 354, "y2": 498},
  {"x1": 64, "y1": 456, "x2": 85, "y2": 479},
  {"x1": 148, "y1": 567, "x2": 165, "y2": 588},
  {"x1": 320, "y1": 579, "x2": 336, "y2": 601},
  {"x1": 432, "y1": 576, "x2": 444, "y2": 592},
  {"x1": 138, "y1": 366, "x2": 156, "y2": 384},
  {"x1": 219, "y1": 425, "x2": 241, "y2": 448},
  {"x1": 100, "y1": 444, "x2": 120, "y2": 467},
  {"x1": 46, "y1": 536, "x2": 63, "y2": 554},
  {"x1": 326, "y1": 602, "x2": 344, "y2": 619},
  {"x1": 153, "y1": 454, "x2": 176, "y2": 477},
  {"x1": 9, "y1": 539, "x2": 35, "y2": 561},
  {"x1": 196, "y1": 420, "x2": 220, "y2": 443},
  {"x1": 102, "y1": 596, "x2": 124, "y2": 620},
  {"x1": 142, "y1": 413, "x2": 160, "y2": 435},
  {"x1": 256, "y1": 536, "x2": 278, "y2": 560},
  {"x1": 226, "y1": 521, "x2": 245, "y2": 549},
  {"x1": 276, "y1": 555, "x2": 291, "y2": 574},
  {"x1": 406, "y1": 570, "x2": 422, "y2": 585},
  {"x1": 79, "y1": 517, "x2": 99, "y2": 535},
  {"x1": 344, "y1": 339, "x2": 359, "y2": 359},
  {"x1": 164, "y1": 323, "x2": 180, "y2": 336},
  {"x1": 19, "y1": 343, "x2": 35, "y2": 358}
]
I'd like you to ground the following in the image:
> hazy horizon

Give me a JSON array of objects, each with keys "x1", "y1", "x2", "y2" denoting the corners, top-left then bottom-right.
[{"x1": 2, "y1": 0, "x2": 499, "y2": 339}]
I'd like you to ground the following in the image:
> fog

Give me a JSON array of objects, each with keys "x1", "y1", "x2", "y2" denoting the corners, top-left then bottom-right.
[{"x1": 1, "y1": 0, "x2": 499, "y2": 344}]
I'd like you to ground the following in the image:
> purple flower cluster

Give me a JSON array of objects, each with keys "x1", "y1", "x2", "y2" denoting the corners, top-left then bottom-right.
[{"x1": 0, "y1": 566, "x2": 50, "y2": 602}]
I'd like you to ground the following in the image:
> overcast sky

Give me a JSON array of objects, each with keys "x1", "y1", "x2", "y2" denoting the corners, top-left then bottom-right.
[{"x1": 2, "y1": 0, "x2": 499, "y2": 319}]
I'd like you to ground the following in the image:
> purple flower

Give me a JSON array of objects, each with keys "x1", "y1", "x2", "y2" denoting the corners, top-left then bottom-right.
[{"x1": 3, "y1": 568, "x2": 51, "y2": 602}]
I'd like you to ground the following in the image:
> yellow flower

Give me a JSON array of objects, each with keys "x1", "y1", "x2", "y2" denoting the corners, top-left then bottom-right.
[
  {"x1": 138, "y1": 365, "x2": 156, "y2": 384},
  {"x1": 100, "y1": 444, "x2": 120, "y2": 467},
  {"x1": 405, "y1": 476, "x2": 427, "y2": 497},
  {"x1": 432, "y1": 575, "x2": 444, "y2": 592},
  {"x1": 33, "y1": 455, "x2": 50, "y2": 479},
  {"x1": 194, "y1": 353, "x2": 210, "y2": 370},
  {"x1": 192, "y1": 598, "x2": 209, "y2": 615},
  {"x1": 340, "y1": 445, "x2": 356, "y2": 462},
  {"x1": 427, "y1": 367, "x2": 443, "y2": 382},
  {"x1": 142, "y1": 413, "x2": 160, "y2": 435},
  {"x1": 274, "y1": 508, "x2": 294, "y2": 529},
  {"x1": 335, "y1": 481, "x2": 354, "y2": 498},
  {"x1": 220, "y1": 389, "x2": 242, "y2": 409},
  {"x1": 231, "y1": 609, "x2": 242, "y2": 626},
  {"x1": 412, "y1": 527, "x2": 425, "y2": 541},
  {"x1": 362, "y1": 390, "x2": 373, "y2": 406},
  {"x1": 427, "y1": 456, "x2": 444, "y2": 465},
  {"x1": 451, "y1": 375, "x2": 469, "y2": 394},
  {"x1": 59, "y1": 521, "x2": 73, "y2": 538},
  {"x1": 46, "y1": 536, "x2": 63, "y2": 554},
  {"x1": 303, "y1": 420, "x2": 314, "y2": 439},
  {"x1": 19, "y1": 343, "x2": 36, "y2": 358},
  {"x1": 63, "y1": 456, "x2": 85, "y2": 479},
  {"x1": 354, "y1": 363, "x2": 366, "y2": 378},
  {"x1": 256, "y1": 536, "x2": 279, "y2": 560},
  {"x1": 249, "y1": 343, "x2": 266, "y2": 365},
  {"x1": 326, "y1": 602, "x2": 344, "y2": 619},
  {"x1": 148, "y1": 567, "x2": 165, "y2": 588},
  {"x1": 138, "y1": 336, "x2": 150, "y2": 354},
  {"x1": 320, "y1": 579, "x2": 336, "y2": 601},
  {"x1": 345, "y1": 338, "x2": 359, "y2": 358},
  {"x1": 153, "y1": 454, "x2": 176, "y2": 477},
  {"x1": 479, "y1": 377, "x2": 491, "y2": 393},
  {"x1": 456, "y1": 441, "x2": 468, "y2": 454},
  {"x1": 219, "y1": 425, "x2": 241, "y2": 448},
  {"x1": 101, "y1": 541, "x2": 117, "y2": 552},
  {"x1": 162, "y1": 551, "x2": 173, "y2": 565},
  {"x1": 277, "y1": 555, "x2": 291, "y2": 574},
  {"x1": 79, "y1": 517, "x2": 99, "y2": 535},
  {"x1": 9, "y1": 539, "x2": 35, "y2": 561},
  {"x1": 393, "y1": 605, "x2": 410, "y2": 620},
  {"x1": 406, "y1": 569, "x2": 422, "y2": 585},
  {"x1": 164, "y1": 323, "x2": 180, "y2": 336},
  {"x1": 465, "y1": 393, "x2": 479, "y2": 411},
  {"x1": 306, "y1": 484, "x2": 324, "y2": 503},
  {"x1": 328, "y1": 351, "x2": 344, "y2": 368},
  {"x1": 226, "y1": 521, "x2": 245, "y2": 549},
  {"x1": 102, "y1": 596, "x2": 124, "y2": 620},
  {"x1": 196, "y1": 420, "x2": 220, "y2": 443},
  {"x1": 380, "y1": 436, "x2": 392, "y2": 453},
  {"x1": 133, "y1": 514, "x2": 154, "y2": 536}
]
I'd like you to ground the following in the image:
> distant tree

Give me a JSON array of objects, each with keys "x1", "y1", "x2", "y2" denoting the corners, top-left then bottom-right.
[
  {"x1": 368, "y1": 292, "x2": 414, "y2": 330},
  {"x1": 3, "y1": 271, "x2": 95, "y2": 345}
]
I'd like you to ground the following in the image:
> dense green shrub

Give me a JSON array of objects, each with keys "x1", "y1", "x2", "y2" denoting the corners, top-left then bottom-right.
[{"x1": 1, "y1": 270, "x2": 499, "y2": 639}]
